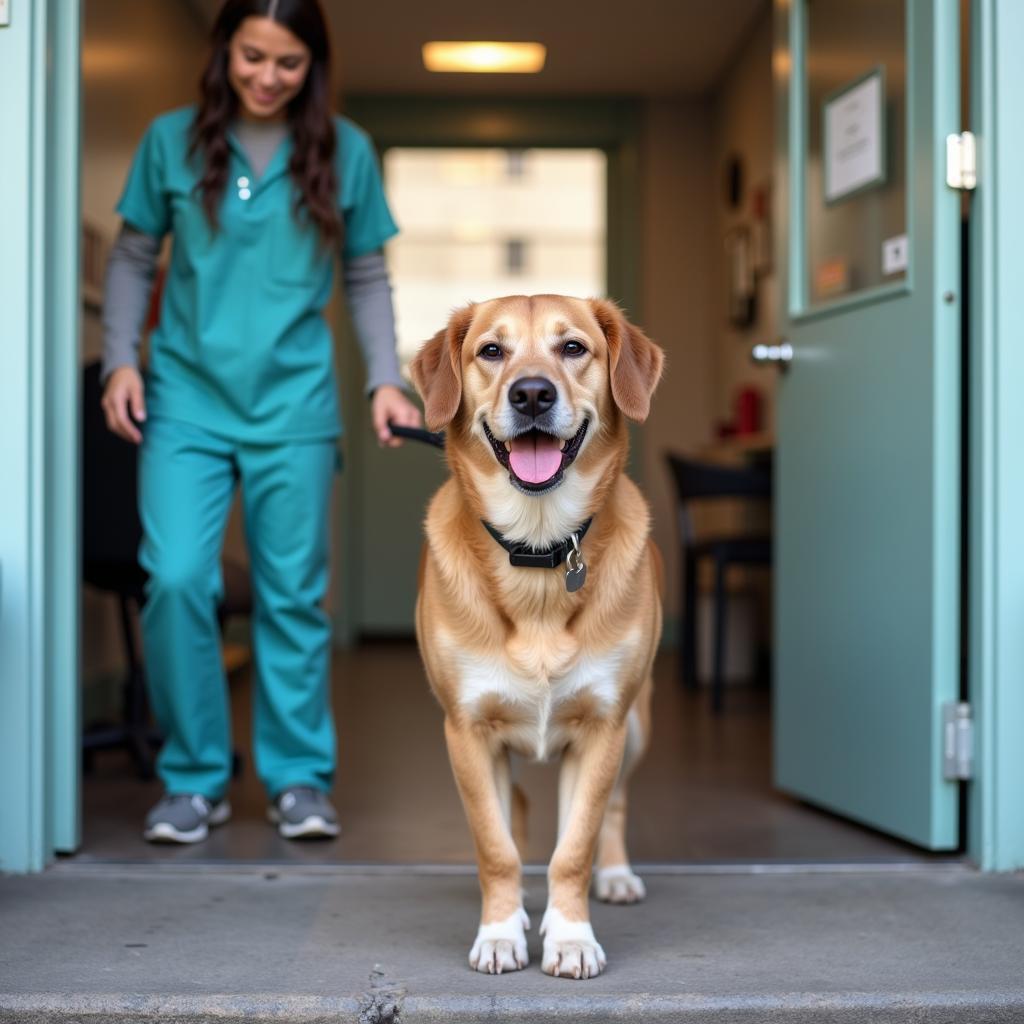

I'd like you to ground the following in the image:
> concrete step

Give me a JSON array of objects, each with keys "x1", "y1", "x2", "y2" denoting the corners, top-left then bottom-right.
[{"x1": 1, "y1": 863, "x2": 1022, "y2": 1023}]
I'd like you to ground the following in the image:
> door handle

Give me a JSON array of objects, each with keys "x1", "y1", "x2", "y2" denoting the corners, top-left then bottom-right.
[{"x1": 751, "y1": 341, "x2": 793, "y2": 368}]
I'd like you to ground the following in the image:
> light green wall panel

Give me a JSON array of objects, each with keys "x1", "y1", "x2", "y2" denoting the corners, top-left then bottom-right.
[
  {"x1": 0, "y1": 0, "x2": 81, "y2": 874},
  {"x1": 0, "y1": 0, "x2": 45, "y2": 875}
]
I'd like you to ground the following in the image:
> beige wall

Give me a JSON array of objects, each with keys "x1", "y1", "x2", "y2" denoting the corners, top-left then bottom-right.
[
  {"x1": 710, "y1": 7, "x2": 778, "y2": 435},
  {"x1": 81, "y1": 1, "x2": 207, "y2": 686},
  {"x1": 81, "y1": 1, "x2": 207, "y2": 362},
  {"x1": 633, "y1": 7, "x2": 775, "y2": 636},
  {"x1": 638, "y1": 98, "x2": 717, "y2": 629},
  {"x1": 699, "y1": 7, "x2": 776, "y2": 657}
]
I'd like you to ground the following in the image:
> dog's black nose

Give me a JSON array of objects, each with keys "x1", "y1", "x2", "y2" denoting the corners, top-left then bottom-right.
[{"x1": 509, "y1": 377, "x2": 556, "y2": 418}]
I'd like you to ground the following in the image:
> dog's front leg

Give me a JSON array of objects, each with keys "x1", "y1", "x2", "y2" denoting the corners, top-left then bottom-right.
[
  {"x1": 542, "y1": 722, "x2": 627, "y2": 979},
  {"x1": 444, "y1": 716, "x2": 530, "y2": 974}
]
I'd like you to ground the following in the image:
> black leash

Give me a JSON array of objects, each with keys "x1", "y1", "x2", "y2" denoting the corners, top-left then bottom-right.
[{"x1": 387, "y1": 421, "x2": 446, "y2": 449}]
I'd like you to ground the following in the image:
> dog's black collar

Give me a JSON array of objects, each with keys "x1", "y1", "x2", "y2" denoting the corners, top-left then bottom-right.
[{"x1": 481, "y1": 517, "x2": 593, "y2": 569}]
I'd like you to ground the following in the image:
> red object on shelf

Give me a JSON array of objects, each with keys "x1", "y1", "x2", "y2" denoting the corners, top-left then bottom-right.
[{"x1": 736, "y1": 387, "x2": 762, "y2": 435}]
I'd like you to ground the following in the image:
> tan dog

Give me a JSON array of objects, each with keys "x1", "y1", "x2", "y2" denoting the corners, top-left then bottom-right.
[{"x1": 409, "y1": 295, "x2": 664, "y2": 979}]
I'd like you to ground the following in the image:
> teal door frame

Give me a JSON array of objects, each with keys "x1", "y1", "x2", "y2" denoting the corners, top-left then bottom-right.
[
  {"x1": 0, "y1": 0, "x2": 82, "y2": 874},
  {"x1": 968, "y1": 0, "x2": 1024, "y2": 872},
  {"x1": 334, "y1": 96, "x2": 642, "y2": 645}
]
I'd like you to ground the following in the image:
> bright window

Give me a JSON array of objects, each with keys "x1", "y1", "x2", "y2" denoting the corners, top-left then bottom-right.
[{"x1": 383, "y1": 147, "x2": 607, "y2": 373}]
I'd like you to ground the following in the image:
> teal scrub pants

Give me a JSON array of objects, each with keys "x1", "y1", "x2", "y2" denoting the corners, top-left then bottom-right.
[{"x1": 138, "y1": 417, "x2": 337, "y2": 801}]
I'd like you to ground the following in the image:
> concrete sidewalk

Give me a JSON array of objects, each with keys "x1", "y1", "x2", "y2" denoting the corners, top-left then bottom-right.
[{"x1": 1, "y1": 863, "x2": 1022, "y2": 1023}]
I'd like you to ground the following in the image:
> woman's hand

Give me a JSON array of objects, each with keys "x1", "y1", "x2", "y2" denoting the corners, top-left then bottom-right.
[
  {"x1": 371, "y1": 384, "x2": 422, "y2": 448},
  {"x1": 101, "y1": 366, "x2": 147, "y2": 444}
]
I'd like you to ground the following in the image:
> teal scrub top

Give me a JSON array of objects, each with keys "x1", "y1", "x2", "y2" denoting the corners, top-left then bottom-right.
[{"x1": 117, "y1": 106, "x2": 398, "y2": 442}]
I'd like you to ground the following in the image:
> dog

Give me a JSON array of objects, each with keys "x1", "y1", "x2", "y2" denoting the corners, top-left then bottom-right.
[{"x1": 409, "y1": 295, "x2": 664, "y2": 979}]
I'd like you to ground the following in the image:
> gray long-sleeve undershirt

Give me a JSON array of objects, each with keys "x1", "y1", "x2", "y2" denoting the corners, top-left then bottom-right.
[
  {"x1": 101, "y1": 227, "x2": 160, "y2": 383},
  {"x1": 101, "y1": 119, "x2": 404, "y2": 397},
  {"x1": 102, "y1": 233, "x2": 404, "y2": 398}
]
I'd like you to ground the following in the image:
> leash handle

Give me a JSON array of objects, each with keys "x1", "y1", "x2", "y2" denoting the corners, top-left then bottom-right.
[{"x1": 387, "y1": 421, "x2": 446, "y2": 449}]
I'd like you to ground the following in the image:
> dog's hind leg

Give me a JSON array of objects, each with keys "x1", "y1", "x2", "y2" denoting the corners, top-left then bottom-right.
[
  {"x1": 594, "y1": 677, "x2": 652, "y2": 904},
  {"x1": 556, "y1": 746, "x2": 581, "y2": 842},
  {"x1": 497, "y1": 750, "x2": 530, "y2": 861},
  {"x1": 510, "y1": 774, "x2": 530, "y2": 925},
  {"x1": 495, "y1": 748, "x2": 513, "y2": 826},
  {"x1": 511, "y1": 783, "x2": 529, "y2": 860}
]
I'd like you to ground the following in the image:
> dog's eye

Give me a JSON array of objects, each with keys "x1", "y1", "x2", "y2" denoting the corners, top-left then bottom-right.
[
  {"x1": 478, "y1": 343, "x2": 503, "y2": 361},
  {"x1": 562, "y1": 340, "x2": 587, "y2": 357}
]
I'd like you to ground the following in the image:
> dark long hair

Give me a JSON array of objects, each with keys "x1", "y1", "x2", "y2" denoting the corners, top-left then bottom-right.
[{"x1": 189, "y1": 0, "x2": 342, "y2": 244}]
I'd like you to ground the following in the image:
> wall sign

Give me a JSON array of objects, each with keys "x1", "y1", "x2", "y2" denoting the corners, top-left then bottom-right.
[
  {"x1": 824, "y1": 67, "x2": 886, "y2": 203},
  {"x1": 882, "y1": 234, "x2": 909, "y2": 276}
]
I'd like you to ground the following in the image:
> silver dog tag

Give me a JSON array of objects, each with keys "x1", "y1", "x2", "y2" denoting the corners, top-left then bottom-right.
[{"x1": 565, "y1": 533, "x2": 587, "y2": 593}]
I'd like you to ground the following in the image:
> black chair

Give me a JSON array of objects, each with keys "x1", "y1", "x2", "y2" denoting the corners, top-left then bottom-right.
[
  {"x1": 664, "y1": 453, "x2": 772, "y2": 714},
  {"x1": 81, "y1": 360, "x2": 252, "y2": 777}
]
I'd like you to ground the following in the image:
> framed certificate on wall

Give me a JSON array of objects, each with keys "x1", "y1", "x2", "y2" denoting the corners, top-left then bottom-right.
[{"x1": 823, "y1": 67, "x2": 886, "y2": 203}]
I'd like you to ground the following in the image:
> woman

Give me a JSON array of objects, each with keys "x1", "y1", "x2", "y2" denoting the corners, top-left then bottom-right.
[{"x1": 101, "y1": 0, "x2": 421, "y2": 843}]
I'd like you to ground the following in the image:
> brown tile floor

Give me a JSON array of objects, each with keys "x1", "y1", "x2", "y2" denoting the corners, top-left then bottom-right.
[{"x1": 76, "y1": 644, "x2": 951, "y2": 865}]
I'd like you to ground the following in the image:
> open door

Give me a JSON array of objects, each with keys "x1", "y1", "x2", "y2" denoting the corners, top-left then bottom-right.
[{"x1": 771, "y1": 0, "x2": 962, "y2": 849}]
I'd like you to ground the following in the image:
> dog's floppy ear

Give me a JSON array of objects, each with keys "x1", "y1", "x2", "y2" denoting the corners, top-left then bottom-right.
[
  {"x1": 409, "y1": 304, "x2": 476, "y2": 431},
  {"x1": 589, "y1": 299, "x2": 664, "y2": 422}
]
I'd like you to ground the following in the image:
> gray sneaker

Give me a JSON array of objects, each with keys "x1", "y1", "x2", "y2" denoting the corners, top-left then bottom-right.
[
  {"x1": 143, "y1": 793, "x2": 231, "y2": 844},
  {"x1": 267, "y1": 786, "x2": 340, "y2": 839}
]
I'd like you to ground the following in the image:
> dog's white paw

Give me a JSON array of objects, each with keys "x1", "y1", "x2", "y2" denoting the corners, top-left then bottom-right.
[
  {"x1": 539, "y1": 907, "x2": 607, "y2": 979},
  {"x1": 468, "y1": 907, "x2": 530, "y2": 974},
  {"x1": 594, "y1": 864, "x2": 646, "y2": 904}
]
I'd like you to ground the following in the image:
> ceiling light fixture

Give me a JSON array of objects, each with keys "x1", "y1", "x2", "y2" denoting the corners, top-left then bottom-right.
[{"x1": 422, "y1": 41, "x2": 546, "y2": 74}]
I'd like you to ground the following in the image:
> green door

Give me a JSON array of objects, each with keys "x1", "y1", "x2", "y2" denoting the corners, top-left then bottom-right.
[{"x1": 772, "y1": 0, "x2": 961, "y2": 849}]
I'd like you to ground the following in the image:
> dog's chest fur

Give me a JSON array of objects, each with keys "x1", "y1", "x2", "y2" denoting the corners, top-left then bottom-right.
[
  {"x1": 425, "y1": 476, "x2": 652, "y2": 762},
  {"x1": 446, "y1": 619, "x2": 635, "y2": 762}
]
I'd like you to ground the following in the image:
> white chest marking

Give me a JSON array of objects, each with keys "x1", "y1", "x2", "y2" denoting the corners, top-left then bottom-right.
[
  {"x1": 455, "y1": 637, "x2": 636, "y2": 760},
  {"x1": 550, "y1": 647, "x2": 627, "y2": 711}
]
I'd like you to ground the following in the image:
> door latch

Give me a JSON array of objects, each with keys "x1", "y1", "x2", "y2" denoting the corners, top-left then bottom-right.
[
  {"x1": 946, "y1": 132, "x2": 977, "y2": 190},
  {"x1": 942, "y1": 702, "x2": 973, "y2": 780}
]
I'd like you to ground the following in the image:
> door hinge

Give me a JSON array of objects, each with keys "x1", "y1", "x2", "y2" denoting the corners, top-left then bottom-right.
[
  {"x1": 942, "y1": 702, "x2": 973, "y2": 780},
  {"x1": 946, "y1": 132, "x2": 977, "y2": 190}
]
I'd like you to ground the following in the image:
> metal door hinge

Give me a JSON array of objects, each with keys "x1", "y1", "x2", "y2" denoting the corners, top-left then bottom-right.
[
  {"x1": 946, "y1": 132, "x2": 977, "y2": 190},
  {"x1": 943, "y1": 702, "x2": 973, "y2": 780}
]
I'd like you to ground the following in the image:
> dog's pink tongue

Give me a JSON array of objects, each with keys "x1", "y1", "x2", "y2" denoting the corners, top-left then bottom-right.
[{"x1": 509, "y1": 433, "x2": 562, "y2": 484}]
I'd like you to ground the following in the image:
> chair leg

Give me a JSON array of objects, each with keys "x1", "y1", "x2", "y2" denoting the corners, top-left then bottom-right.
[
  {"x1": 682, "y1": 553, "x2": 698, "y2": 689},
  {"x1": 127, "y1": 721, "x2": 156, "y2": 781},
  {"x1": 712, "y1": 557, "x2": 728, "y2": 715},
  {"x1": 119, "y1": 594, "x2": 157, "y2": 779}
]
